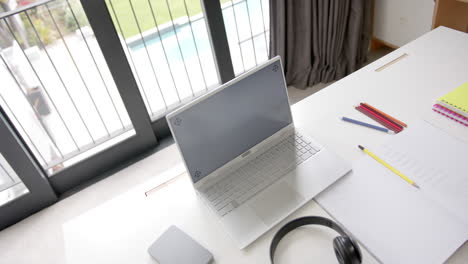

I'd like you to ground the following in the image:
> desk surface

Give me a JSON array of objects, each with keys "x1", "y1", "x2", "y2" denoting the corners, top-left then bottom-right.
[{"x1": 1, "y1": 27, "x2": 467, "y2": 264}]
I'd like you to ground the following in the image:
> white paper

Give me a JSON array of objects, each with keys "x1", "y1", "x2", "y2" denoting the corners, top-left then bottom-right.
[
  {"x1": 316, "y1": 121, "x2": 468, "y2": 264},
  {"x1": 424, "y1": 109, "x2": 468, "y2": 144},
  {"x1": 378, "y1": 122, "x2": 468, "y2": 225}
]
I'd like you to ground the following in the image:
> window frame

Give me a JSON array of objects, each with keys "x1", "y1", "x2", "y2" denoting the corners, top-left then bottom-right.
[{"x1": 0, "y1": 106, "x2": 57, "y2": 230}]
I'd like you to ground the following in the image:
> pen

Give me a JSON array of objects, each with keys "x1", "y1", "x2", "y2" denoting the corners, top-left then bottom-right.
[
  {"x1": 342, "y1": 117, "x2": 393, "y2": 134},
  {"x1": 358, "y1": 145, "x2": 420, "y2": 189}
]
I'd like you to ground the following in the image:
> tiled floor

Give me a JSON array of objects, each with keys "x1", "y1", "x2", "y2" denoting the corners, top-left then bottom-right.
[{"x1": 0, "y1": 47, "x2": 393, "y2": 264}]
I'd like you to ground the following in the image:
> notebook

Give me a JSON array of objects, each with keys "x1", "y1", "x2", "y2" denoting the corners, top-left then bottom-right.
[
  {"x1": 432, "y1": 104, "x2": 468, "y2": 127},
  {"x1": 316, "y1": 121, "x2": 468, "y2": 264},
  {"x1": 436, "y1": 82, "x2": 468, "y2": 117}
]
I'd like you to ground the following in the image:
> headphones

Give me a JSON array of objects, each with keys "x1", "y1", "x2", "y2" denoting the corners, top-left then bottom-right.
[{"x1": 270, "y1": 216, "x2": 362, "y2": 264}]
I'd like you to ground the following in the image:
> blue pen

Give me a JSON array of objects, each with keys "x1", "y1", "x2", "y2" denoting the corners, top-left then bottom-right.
[{"x1": 342, "y1": 116, "x2": 393, "y2": 134}]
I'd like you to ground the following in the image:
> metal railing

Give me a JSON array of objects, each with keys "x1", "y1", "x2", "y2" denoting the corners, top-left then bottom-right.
[
  {"x1": 106, "y1": 0, "x2": 219, "y2": 119},
  {"x1": 107, "y1": 0, "x2": 270, "y2": 119},
  {"x1": 223, "y1": 0, "x2": 270, "y2": 74},
  {"x1": 0, "y1": 0, "x2": 133, "y2": 173}
]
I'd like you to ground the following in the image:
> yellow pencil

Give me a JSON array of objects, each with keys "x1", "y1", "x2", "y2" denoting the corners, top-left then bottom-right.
[{"x1": 358, "y1": 145, "x2": 420, "y2": 189}]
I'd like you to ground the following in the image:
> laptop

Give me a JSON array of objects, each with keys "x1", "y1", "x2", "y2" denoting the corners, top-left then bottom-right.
[{"x1": 167, "y1": 56, "x2": 351, "y2": 249}]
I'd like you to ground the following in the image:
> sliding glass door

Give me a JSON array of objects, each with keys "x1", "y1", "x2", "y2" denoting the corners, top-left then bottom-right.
[
  {"x1": 0, "y1": 0, "x2": 158, "y2": 195},
  {"x1": 0, "y1": 0, "x2": 160, "y2": 228}
]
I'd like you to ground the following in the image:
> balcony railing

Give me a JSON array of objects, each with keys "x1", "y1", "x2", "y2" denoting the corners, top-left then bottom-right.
[
  {"x1": 106, "y1": 0, "x2": 219, "y2": 118},
  {"x1": 107, "y1": 0, "x2": 270, "y2": 118},
  {"x1": 223, "y1": 0, "x2": 269, "y2": 74},
  {"x1": 0, "y1": 0, "x2": 133, "y2": 174}
]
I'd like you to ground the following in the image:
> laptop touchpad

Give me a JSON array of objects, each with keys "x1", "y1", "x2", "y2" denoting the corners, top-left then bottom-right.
[{"x1": 249, "y1": 181, "x2": 305, "y2": 226}]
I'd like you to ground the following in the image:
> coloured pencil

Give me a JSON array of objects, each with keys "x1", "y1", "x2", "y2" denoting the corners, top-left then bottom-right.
[
  {"x1": 356, "y1": 105, "x2": 403, "y2": 133},
  {"x1": 361, "y1": 103, "x2": 407, "y2": 128},
  {"x1": 359, "y1": 104, "x2": 404, "y2": 130},
  {"x1": 358, "y1": 145, "x2": 419, "y2": 189},
  {"x1": 342, "y1": 117, "x2": 393, "y2": 134}
]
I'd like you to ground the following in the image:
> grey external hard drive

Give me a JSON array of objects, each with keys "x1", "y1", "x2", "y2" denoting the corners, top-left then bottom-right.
[{"x1": 148, "y1": 225, "x2": 213, "y2": 264}]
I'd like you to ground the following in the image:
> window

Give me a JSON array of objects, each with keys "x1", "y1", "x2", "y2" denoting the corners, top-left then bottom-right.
[
  {"x1": 222, "y1": 0, "x2": 270, "y2": 74},
  {"x1": 106, "y1": 0, "x2": 220, "y2": 118},
  {"x1": 0, "y1": 153, "x2": 29, "y2": 207},
  {"x1": 0, "y1": 0, "x2": 134, "y2": 175}
]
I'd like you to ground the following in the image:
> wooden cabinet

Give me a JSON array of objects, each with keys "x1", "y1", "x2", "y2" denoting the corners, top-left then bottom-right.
[{"x1": 432, "y1": 0, "x2": 468, "y2": 33}]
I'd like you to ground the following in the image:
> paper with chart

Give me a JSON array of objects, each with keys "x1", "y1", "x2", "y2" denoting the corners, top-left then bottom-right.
[
  {"x1": 377, "y1": 121, "x2": 468, "y2": 225},
  {"x1": 316, "y1": 121, "x2": 468, "y2": 264}
]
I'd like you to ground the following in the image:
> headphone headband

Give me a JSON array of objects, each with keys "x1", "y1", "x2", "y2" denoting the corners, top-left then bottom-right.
[{"x1": 270, "y1": 216, "x2": 348, "y2": 263}]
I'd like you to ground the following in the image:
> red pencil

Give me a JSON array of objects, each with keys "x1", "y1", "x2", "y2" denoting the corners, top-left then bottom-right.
[
  {"x1": 355, "y1": 105, "x2": 403, "y2": 133},
  {"x1": 361, "y1": 103, "x2": 407, "y2": 128},
  {"x1": 360, "y1": 103, "x2": 404, "y2": 130}
]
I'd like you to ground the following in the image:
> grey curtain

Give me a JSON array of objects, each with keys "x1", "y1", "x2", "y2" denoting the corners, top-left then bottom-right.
[{"x1": 270, "y1": 0, "x2": 372, "y2": 89}]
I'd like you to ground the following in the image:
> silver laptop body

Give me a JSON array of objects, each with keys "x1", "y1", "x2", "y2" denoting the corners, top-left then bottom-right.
[{"x1": 167, "y1": 57, "x2": 350, "y2": 249}]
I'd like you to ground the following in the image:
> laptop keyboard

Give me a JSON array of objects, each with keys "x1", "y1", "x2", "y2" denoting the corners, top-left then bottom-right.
[{"x1": 201, "y1": 132, "x2": 321, "y2": 217}]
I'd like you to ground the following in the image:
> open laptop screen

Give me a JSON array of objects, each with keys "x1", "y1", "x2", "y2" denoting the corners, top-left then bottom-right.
[{"x1": 168, "y1": 59, "x2": 292, "y2": 183}]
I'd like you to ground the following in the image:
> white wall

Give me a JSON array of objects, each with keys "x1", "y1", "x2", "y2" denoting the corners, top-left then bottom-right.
[{"x1": 374, "y1": 0, "x2": 435, "y2": 47}]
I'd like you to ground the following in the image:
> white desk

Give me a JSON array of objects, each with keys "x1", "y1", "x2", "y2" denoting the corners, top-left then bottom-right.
[
  {"x1": 60, "y1": 26, "x2": 467, "y2": 264},
  {"x1": 3, "y1": 27, "x2": 466, "y2": 264}
]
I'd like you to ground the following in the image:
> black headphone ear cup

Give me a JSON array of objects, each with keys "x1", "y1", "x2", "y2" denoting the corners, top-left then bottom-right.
[
  {"x1": 348, "y1": 237, "x2": 362, "y2": 263},
  {"x1": 333, "y1": 236, "x2": 362, "y2": 264}
]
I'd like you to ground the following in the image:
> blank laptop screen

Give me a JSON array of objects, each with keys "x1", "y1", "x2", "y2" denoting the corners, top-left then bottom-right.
[{"x1": 168, "y1": 59, "x2": 292, "y2": 183}]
